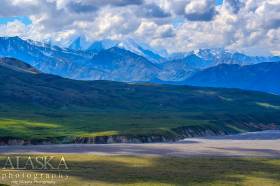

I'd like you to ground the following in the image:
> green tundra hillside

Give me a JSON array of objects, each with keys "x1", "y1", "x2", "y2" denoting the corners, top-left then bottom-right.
[{"x1": 1, "y1": 58, "x2": 280, "y2": 143}]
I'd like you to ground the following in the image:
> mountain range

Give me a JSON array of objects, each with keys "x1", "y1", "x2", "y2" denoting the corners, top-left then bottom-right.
[
  {"x1": 1, "y1": 57, "x2": 280, "y2": 142},
  {"x1": 0, "y1": 36, "x2": 279, "y2": 94},
  {"x1": 186, "y1": 62, "x2": 280, "y2": 95},
  {"x1": 68, "y1": 37, "x2": 167, "y2": 63}
]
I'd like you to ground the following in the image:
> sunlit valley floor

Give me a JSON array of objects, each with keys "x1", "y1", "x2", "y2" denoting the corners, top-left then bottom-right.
[
  {"x1": 1, "y1": 154, "x2": 280, "y2": 186},
  {"x1": 0, "y1": 131, "x2": 280, "y2": 186}
]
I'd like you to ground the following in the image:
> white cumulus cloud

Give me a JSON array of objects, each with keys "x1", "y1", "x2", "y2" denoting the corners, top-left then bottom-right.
[{"x1": 0, "y1": 0, "x2": 278, "y2": 56}]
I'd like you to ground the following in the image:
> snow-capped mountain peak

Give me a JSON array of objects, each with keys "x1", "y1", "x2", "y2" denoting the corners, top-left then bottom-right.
[
  {"x1": 87, "y1": 39, "x2": 118, "y2": 53},
  {"x1": 118, "y1": 38, "x2": 167, "y2": 63},
  {"x1": 68, "y1": 36, "x2": 91, "y2": 51}
]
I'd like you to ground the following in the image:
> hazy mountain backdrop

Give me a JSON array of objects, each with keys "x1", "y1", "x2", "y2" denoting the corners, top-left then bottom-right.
[{"x1": 0, "y1": 36, "x2": 279, "y2": 94}]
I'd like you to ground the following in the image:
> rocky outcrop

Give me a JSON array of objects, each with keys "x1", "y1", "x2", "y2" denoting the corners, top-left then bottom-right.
[
  {"x1": 72, "y1": 126, "x2": 231, "y2": 144},
  {"x1": 0, "y1": 139, "x2": 27, "y2": 146},
  {"x1": 0, "y1": 137, "x2": 73, "y2": 146},
  {"x1": 243, "y1": 123, "x2": 280, "y2": 131},
  {"x1": 0, "y1": 124, "x2": 279, "y2": 145},
  {"x1": 172, "y1": 126, "x2": 230, "y2": 138},
  {"x1": 73, "y1": 135, "x2": 178, "y2": 144}
]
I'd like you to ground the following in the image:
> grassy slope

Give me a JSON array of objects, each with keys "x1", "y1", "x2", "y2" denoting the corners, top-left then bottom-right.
[
  {"x1": 1, "y1": 155, "x2": 280, "y2": 186},
  {"x1": 1, "y1": 63, "x2": 280, "y2": 141}
]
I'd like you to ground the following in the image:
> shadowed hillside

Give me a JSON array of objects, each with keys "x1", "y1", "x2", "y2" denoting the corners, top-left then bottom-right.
[
  {"x1": 1, "y1": 58, "x2": 280, "y2": 143},
  {"x1": 186, "y1": 62, "x2": 280, "y2": 95}
]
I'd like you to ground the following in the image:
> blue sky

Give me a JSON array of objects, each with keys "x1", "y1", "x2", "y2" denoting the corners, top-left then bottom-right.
[
  {"x1": 0, "y1": 16, "x2": 31, "y2": 25},
  {"x1": 216, "y1": 0, "x2": 223, "y2": 5}
]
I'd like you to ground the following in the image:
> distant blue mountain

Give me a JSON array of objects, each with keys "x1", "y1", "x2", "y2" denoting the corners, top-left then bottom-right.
[
  {"x1": 68, "y1": 37, "x2": 83, "y2": 51},
  {"x1": 161, "y1": 48, "x2": 280, "y2": 81},
  {"x1": 0, "y1": 36, "x2": 279, "y2": 87},
  {"x1": 117, "y1": 39, "x2": 166, "y2": 63},
  {"x1": 68, "y1": 36, "x2": 91, "y2": 51},
  {"x1": 0, "y1": 36, "x2": 95, "y2": 78},
  {"x1": 87, "y1": 39, "x2": 118, "y2": 53},
  {"x1": 185, "y1": 62, "x2": 280, "y2": 95},
  {"x1": 0, "y1": 37, "x2": 160, "y2": 81},
  {"x1": 85, "y1": 38, "x2": 166, "y2": 63},
  {"x1": 83, "y1": 47, "x2": 160, "y2": 81},
  {"x1": 194, "y1": 48, "x2": 280, "y2": 66},
  {"x1": 69, "y1": 37, "x2": 167, "y2": 63}
]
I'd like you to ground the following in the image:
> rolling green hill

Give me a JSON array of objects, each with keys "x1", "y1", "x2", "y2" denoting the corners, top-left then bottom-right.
[{"x1": 1, "y1": 58, "x2": 280, "y2": 144}]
